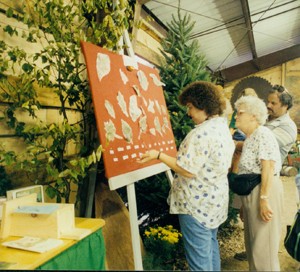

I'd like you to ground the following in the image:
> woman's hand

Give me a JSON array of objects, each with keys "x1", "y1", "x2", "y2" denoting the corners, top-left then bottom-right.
[
  {"x1": 260, "y1": 199, "x2": 274, "y2": 222},
  {"x1": 137, "y1": 150, "x2": 195, "y2": 178},
  {"x1": 137, "y1": 150, "x2": 159, "y2": 164}
]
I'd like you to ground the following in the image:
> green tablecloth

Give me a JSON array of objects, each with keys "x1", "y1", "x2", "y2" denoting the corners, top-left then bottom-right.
[{"x1": 36, "y1": 229, "x2": 106, "y2": 270}]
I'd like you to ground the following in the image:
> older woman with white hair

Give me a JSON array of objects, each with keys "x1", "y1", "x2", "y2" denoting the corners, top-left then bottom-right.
[{"x1": 234, "y1": 95, "x2": 283, "y2": 271}]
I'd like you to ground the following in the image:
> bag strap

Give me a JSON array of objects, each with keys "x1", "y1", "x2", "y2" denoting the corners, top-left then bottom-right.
[
  {"x1": 294, "y1": 233, "x2": 300, "y2": 260},
  {"x1": 286, "y1": 210, "x2": 300, "y2": 242}
]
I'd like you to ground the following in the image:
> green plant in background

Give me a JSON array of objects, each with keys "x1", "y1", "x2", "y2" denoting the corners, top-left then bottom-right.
[
  {"x1": 0, "y1": 0, "x2": 132, "y2": 209},
  {"x1": 159, "y1": 11, "x2": 211, "y2": 146},
  {"x1": 143, "y1": 225, "x2": 186, "y2": 270}
]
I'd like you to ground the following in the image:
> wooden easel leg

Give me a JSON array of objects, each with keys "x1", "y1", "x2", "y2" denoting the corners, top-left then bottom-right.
[
  {"x1": 127, "y1": 183, "x2": 143, "y2": 270},
  {"x1": 85, "y1": 164, "x2": 97, "y2": 218}
]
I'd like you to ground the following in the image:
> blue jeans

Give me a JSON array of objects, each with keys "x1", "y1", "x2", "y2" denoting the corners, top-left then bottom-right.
[{"x1": 178, "y1": 214, "x2": 220, "y2": 271}]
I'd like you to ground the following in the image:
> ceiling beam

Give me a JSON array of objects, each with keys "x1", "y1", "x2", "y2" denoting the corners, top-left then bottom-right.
[
  {"x1": 220, "y1": 44, "x2": 300, "y2": 82},
  {"x1": 240, "y1": 0, "x2": 257, "y2": 59},
  {"x1": 142, "y1": 4, "x2": 169, "y2": 31}
]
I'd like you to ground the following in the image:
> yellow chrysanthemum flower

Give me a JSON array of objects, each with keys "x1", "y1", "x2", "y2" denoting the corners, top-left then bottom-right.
[{"x1": 144, "y1": 225, "x2": 182, "y2": 244}]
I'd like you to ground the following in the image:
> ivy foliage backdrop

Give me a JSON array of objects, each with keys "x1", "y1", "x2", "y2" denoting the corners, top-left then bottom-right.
[{"x1": 0, "y1": 0, "x2": 133, "y2": 208}]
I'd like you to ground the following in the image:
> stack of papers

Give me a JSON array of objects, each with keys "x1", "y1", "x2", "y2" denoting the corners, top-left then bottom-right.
[{"x1": 2, "y1": 236, "x2": 63, "y2": 253}]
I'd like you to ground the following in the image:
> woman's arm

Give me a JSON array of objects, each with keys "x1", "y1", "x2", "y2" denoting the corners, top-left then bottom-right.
[
  {"x1": 259, "y1": 159, "x2": 275, "y2": 222},
  {"x1": 260, "y1": 159, "x2": 274, "y2": 197},
  {"x1": 137, "y1": 150, "x2": 195, "y2": 178},
  {"x1": 230, "y1": 140, "x2": 244, "y2": 173}
]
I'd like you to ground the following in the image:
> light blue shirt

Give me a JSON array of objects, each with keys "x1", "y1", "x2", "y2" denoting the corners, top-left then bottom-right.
[{"x1": 265, "y1": 113, "x2": 297, "y2": 164}]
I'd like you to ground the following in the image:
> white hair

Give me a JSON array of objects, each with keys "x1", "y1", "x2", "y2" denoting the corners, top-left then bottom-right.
[{"x1": 234, "y1": 96, "x2": 268, "y2": 125}]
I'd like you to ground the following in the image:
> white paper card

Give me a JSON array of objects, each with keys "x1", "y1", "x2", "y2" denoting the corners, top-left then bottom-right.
[{"x1": 2, "y1": 236, "x2": 63, "y2": 253}]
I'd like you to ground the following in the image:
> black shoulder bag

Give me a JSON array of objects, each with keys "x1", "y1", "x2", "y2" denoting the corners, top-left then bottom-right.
[
  {"x1": 284, "y1": 209, "x2": 300, "y2": 261},
  {"x1": 228, "y1": 172, "x2": 261, "y2": 196}
]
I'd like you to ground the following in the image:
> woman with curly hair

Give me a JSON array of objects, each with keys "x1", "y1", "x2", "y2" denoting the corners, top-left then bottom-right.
[{"x1": 138, "y1": 81, "x2": 235, "y2": 271}]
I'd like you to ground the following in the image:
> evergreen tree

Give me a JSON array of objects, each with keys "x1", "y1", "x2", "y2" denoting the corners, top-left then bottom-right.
[{"x1": 158, "y1": 10, "x2": 211, "y2": 146}]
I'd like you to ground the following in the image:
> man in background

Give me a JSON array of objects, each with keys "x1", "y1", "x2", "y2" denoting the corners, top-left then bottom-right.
[{"x1": 265, "y1": 84, "x2": 297, "y2": 165}]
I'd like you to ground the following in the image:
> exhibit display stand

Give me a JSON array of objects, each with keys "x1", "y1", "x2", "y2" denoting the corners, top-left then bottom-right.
[
  {"x1": 0, "y1": 194, "x2": 106, "y2": 270},
  {"x1": 0, "y1": 194, "x2": 91, "y2": 240},
  {"x1": 81, "y1": 28, "x2": 176, "y2": 270}
]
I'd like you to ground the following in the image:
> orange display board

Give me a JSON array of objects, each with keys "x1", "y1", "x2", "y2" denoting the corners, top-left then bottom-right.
[{"x1": 81, "y1": 42, "x2": 177, "y2": 183}]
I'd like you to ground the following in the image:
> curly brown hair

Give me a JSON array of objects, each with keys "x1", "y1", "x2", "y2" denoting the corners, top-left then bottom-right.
[{"x1": 178, "y1": 81, "x2": 226, "y2": 116}]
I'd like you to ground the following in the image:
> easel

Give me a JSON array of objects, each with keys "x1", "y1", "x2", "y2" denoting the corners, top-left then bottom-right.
[
  {"x1": 108, "y1": 165, "x2": 174, "y2": 270},
  {"x1": 81, "y1": 37, "x2": 175, "y2": 268},
  {"x1": 108, "y1": 4, "x2": 174, "y2": 268},
  {"x1": 81, "y1": 2, "x2": 176, "y2": 268}
]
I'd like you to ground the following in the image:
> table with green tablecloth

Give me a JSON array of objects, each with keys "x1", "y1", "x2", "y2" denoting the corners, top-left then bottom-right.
[{"x1": 0, "y1": 218, "x2": 106, "y2": 270}]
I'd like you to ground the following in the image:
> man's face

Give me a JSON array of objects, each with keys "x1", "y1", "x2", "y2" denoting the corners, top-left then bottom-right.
[{"x1": 267, "y1": 92, "x2": 288, "y2": 120}]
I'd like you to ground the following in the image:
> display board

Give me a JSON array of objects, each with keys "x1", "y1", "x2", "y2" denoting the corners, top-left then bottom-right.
[{"x1": 81, "y1": 42, "x2": 177, "y2": 189}]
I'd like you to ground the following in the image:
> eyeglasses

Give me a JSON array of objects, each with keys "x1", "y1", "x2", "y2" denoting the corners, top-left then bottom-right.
[
  {"x1": 236, "y1": 110, "x2": 246, "y2": 116},
  {"x1": 272, "y1": 84, "x2": 289, "y2": 93}
]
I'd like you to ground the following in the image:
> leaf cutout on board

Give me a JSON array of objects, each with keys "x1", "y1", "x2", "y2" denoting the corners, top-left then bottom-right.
[
  {"x1": 96, "y1": 53, "x2": 110, "y2": 81},
  {"x1": 117, "y1": 91, "x2": 129, "y2": 117},
  {"x1": 149, "y1": 73, "x2": 165, "y2": 86},
  {"x1": 129, "y1": 95, "x2": 142, "y2": 122},
  {"x1": 137, "y1": 70, "x2": 149, "y2": 91},
  {"x1": 121, "y1": 119, "x2": 133, "y2": 143},
  {"x1": 104, "y1": 100, "x2": 116, "y2": 118}
]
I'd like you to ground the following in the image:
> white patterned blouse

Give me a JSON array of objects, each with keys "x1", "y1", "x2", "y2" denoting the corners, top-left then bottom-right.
[{"x1": 168, "y1": 117, "x2": 235, "y2": 229}]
